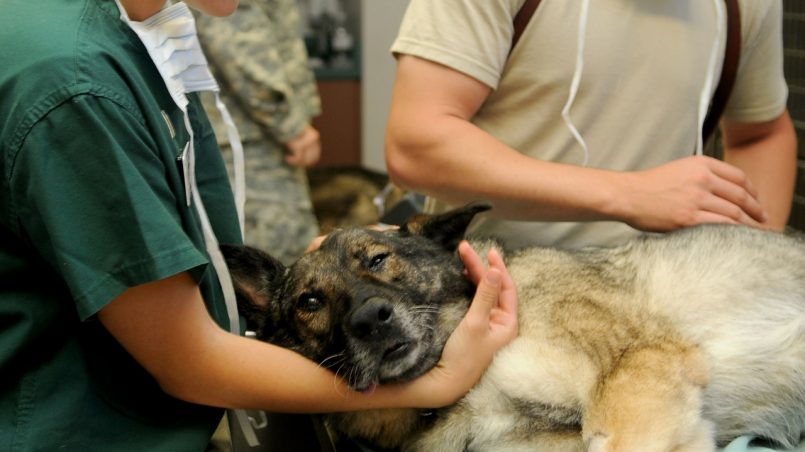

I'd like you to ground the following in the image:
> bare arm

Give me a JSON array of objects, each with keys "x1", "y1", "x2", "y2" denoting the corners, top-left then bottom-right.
[
  {"x1": 97, "y1": 244, "x2": 517, "y2": 413},
  {"x1": 385, "y1": 55, "x2": 767, "y2": 232},
  {"x1": 721, "y1": 110, "x2": 797, "y2": 231}
]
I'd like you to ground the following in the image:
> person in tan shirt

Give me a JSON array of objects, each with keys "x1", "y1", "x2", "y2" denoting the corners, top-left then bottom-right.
[{"x1": 387, "y1": 0, "x2": 796, "y2": 251}]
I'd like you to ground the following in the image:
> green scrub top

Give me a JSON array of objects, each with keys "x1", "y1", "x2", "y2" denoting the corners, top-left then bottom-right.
[{"x1": 0, "y1": 0, "x2": 243, "y2": 450}]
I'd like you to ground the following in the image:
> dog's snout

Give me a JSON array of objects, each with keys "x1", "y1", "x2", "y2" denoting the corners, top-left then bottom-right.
[{"x1": 349, "y1": 297, "x2": 394, "y2": 339}]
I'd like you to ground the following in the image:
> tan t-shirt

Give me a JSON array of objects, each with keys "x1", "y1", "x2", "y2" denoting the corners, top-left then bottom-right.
[{"x1": 391, "y1": 0, "x2": 787, "y2": 250}]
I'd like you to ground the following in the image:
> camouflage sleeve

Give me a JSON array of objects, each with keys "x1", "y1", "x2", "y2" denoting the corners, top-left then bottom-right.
[
  {"x1": 196, "y1": 0, "x2": 321, "y2": 143},
  {"x1": 269, "y1": 0, "x2": 322, "y2": 119}
]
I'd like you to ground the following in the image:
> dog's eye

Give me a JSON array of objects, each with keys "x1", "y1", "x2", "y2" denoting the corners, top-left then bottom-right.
[
  {"x1": 297, "y1": 293, "x2": 324, "y2": 312},
  {"x1": 367, "y1": 253, "x2": 388, "y2": 271}
]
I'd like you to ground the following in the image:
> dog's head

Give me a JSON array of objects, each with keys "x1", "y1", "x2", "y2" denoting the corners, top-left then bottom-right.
[{"x1": 222, "y1": 203, "x2": 491, "y2": 391}]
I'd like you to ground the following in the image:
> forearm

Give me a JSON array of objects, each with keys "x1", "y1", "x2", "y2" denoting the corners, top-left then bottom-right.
[
  {"x1": 386, "y1": 112, "x2": 627, "y2": 223},
  {"x1": 100, "y1": 272, "x2": 481, "y2": 414},
  {"x1": 722, "y1": 111, "x2": 797, "y2": 231},
  {"x1": 166, "y1": 324, "x2": 438, "y2": 413},
  {"x1": 384, "y1": 55, "x2": 638, "y2": 224},
  {"x1": 386, "y1": 110, "x2": 773, "y2": 232}
]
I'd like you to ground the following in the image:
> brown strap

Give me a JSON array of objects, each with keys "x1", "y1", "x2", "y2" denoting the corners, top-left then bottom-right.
[
  {"x1": 511, "y1": 0, "x2": 542, "y2": 54},
  {"x1": 702, "y1": 0, "x2": 741, "y2": 142},
  {"x1": 511, "y1": 0, "x2": 741, "y2": 143}
]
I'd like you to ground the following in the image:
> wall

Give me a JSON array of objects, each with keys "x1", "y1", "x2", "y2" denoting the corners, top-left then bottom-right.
[
  {"x1": 360, "y1": 0, "x2": 409, "y2": 173},
  {"x1": 783, "y1": 2, "x2": 805, "y2": 231},
  {"x1": 301, "y1": 0, "x2": 363, "y2": 168}
]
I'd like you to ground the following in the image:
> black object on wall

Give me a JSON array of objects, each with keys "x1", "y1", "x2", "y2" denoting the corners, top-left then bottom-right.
[{"x1": 783, "y1": 2, "x2": 805, "y2": 231}]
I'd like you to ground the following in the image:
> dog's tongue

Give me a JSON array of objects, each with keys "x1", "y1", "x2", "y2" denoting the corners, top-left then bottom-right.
[{"x1": 359, "y1": 382, "x2": 378, "y2": 395}]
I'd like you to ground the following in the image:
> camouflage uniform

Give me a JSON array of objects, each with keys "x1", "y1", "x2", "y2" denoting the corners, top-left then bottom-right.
[{"x1": 196, "y1": 0, "x2": 322, "y2": 265}]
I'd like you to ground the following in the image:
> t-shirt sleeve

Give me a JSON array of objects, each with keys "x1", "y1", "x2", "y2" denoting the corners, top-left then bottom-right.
[
  {"x1": 723, "y1": 0, "x2": 788, "y2": 122},
  {"x1": 390, "y1": 0, "x2": 524, "y2": 90},
  {"x1": 9, "y1": 94, "x2": 208, "y2": 320}
]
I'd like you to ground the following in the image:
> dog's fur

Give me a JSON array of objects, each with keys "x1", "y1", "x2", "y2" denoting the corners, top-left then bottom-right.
[{"x1": 222, "y1": 204, "x2": 805, "y2": 451}]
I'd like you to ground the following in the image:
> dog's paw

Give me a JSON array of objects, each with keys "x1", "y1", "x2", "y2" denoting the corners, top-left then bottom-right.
[
  {"x1": 586, "y1": 433, "x2": 610, "y2": 452},
  {"x1": 583, "y1": 425, "x2": 715, "y2": 452},
  {"x1": 671, "y1": 420, "x2": 716, "y2": 452}
]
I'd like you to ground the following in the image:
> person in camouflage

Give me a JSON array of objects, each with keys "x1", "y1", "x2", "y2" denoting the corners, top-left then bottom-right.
[{"x1": 196, "y1": 0, "x2": 322, "y2": 265}]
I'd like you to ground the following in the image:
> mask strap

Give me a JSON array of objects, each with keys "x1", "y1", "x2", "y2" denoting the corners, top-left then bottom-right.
[
  {"x1": 561, "y1": 0, "x2": 590, "y2": 166},
  {"x1": 113, "y1": 0, "x2": 132, "y2": 21},
  {"x1": 184, "y1": 109, "x2": 239, "y2": 335},
  {"x1": 183, "y1": 111, "x2": 260, "y2": 447},
  {"x1": 696, "y1": 0, "x2": 726, "y2": 156},
  {"x1": 214, "y1": 93, "x2": 246, "y2": 237}
]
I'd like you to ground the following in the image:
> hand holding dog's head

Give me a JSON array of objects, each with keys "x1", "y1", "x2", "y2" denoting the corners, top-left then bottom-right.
[{"x1": 221, "y1": 202, "x2": 492, "y2": 390}]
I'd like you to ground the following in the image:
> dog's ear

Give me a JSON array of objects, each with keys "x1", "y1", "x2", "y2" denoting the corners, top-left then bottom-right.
[
  {"x1": 220, "y1": 243, "x2": 286, "y2": 331},
  {"x1": 400, "y1": 202, "x2": 491, "y2": 250}
]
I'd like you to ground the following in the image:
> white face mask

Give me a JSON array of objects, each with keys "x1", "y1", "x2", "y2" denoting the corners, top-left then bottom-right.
[
  {"x1": 113, "y1": 1, "x2": 258, "y2": 445},
  {"x1": 115, "y1": 1, "x2": 216, "y2": 110}
]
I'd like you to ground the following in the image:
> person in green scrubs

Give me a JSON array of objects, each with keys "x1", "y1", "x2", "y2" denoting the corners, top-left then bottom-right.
[{"x1": 0, "y1": 1, "x2": 519, "y2": 450}]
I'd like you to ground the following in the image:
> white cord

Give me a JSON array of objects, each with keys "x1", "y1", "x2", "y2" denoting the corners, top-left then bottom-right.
[
  {"x1": 214, "y1": 93, "x2": 246, "y2": 238},
  {"x1": 696, "y1": 0, "x2": 726, "y2": 155},
  {"x1": 561, "y1": 0, "x2": 591, "y2": 166}
]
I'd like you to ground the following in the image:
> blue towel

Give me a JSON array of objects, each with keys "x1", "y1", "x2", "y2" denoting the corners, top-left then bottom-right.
[{"x1": 722, "y1": 436, "x2": 805, "y2": 452}]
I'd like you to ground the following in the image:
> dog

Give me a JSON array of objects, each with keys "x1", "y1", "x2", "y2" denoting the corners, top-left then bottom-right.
[
  {"x1": 222, "y1": 203, "x2": 805, "y2": 451},
  {"x1": 307, "y1": 165, "x2": 405, "y2": 234}
]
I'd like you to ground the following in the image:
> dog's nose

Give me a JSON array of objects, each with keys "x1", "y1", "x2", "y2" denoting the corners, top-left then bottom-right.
[{"x1": 349, "y1": 297, "x2": 394, "y2": 339}]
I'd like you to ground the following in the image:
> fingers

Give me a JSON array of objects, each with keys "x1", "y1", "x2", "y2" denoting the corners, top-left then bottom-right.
[
  {"x1": 705, "y1": 159, "x2": 767, "y2": 224},
  {"x1": 459, "y1": 242, "x2": 512, "y2": 290},
  {"x1": 458, "y1": 241, "x2": 485, "y2": 285},
  {"x1": 285, "y1": 142, "x2": 320, "y2": 167},
  {"x1": 486, "y1": 248, "x2": 517, "y2": 318},
  {"x1": 459, "y1": 241, "x2": 513, "y2": 301},
  {"x1": 284, "y1": 126, "x2": 321, "y2": 167},
  {"x1": 367, "y1": 223, "x2": 399, "y2": 232},
  {"x1": 467, "y1": 268, "x2": 502, "y2": 321},
  {"x1": 706, "y1": 157, "x2": 758, "y2": 198},
  {"x1": 486, "y1": 246, "x2": 507, "y2": 274},
  {"x1": 631, "y1": 157, "x2": 770, "y2": 232},
  {"x1": 698, "y1": 194, "x2": 763, "y2": 228},
  {"x1": 459, "y1": 242, "x2": 518, "y2": 337}
]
